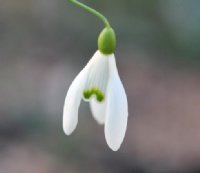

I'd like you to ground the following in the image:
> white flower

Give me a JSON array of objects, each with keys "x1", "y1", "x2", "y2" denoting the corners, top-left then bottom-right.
[{"x1": 63, "y1": 50, "x2": 128, "y2": 151}]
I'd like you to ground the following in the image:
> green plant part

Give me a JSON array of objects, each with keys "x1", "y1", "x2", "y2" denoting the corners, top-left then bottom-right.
[
  {"x1": 83, "y1": 87, "x2": 105, "y2": 102},
  {"x1": 68, "y1": 0, "x2": 116, "y2": 55},
  {"x1": 68, "y1": 0, "x2": 110, "y2": 28},
  {"x1": 98, "y1": 27, "x2": 116, "y2": 55}
]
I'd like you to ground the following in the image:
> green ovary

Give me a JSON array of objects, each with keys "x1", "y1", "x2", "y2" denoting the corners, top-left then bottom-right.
[{"x1": 83, "y1": 88, "x2": 105, "y2": 102}]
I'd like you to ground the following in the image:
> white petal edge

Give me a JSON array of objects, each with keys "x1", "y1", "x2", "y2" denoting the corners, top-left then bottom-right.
[
  {"x1": 105, "y1": 55, "x2": 128, "y2": 151},
  {"x1": 90, "y1": 97, "x2": 106, "y2": 124},
  {"x1": 63, "y1": 54, "x2": 96, "y2": 135}
]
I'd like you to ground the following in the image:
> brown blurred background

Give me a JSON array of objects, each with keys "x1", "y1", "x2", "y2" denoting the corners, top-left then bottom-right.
[{"x1": 1, "y1": 0, "x2": 200, "y2": 172}]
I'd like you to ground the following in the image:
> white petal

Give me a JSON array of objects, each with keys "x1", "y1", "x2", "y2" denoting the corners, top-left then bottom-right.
[
  {"x1": 105, "y1": 55, "x2": 128, "y2": 151},
  {"x1": 63, "y1": 57, "x2": 94, "y2": 135},
  {"x1": 90, "y1": 97, "x2": 106, "y2": 124}
]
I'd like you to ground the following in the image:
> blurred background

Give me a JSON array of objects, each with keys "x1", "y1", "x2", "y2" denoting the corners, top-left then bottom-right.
[{"x1": 0, "y1": 0, "x2": 200, "y2": 172}]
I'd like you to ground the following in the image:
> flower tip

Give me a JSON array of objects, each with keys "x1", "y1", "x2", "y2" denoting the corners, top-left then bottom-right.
[
  {"x1": 63, "y1": 124, "x2": 74, "y2": 136},
  {"x1": 105, "y1": 126, "x2": 125, "y2": 151},
  {"x1": 107, "y1": 141, "x2": 121, "y2": 151},
  {"x1": 63, "y1": 116, "x2": 77, "y2": 135}
]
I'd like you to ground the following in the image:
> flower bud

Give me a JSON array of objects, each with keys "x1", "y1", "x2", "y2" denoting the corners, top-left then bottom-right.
[{"x1": 98, "y1": 27, "x2": 116, "y2": 55}]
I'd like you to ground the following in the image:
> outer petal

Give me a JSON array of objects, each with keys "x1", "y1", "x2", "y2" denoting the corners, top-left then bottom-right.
[
  {"x1": 63, "y1": 56, "x2": 95, "y2": 135},
  {"x1": 90, "y1": 97, "x2": 106, "y2": 124},
  {"x1": 105, "y1": 55, "x2": 128, "y2": 151}
]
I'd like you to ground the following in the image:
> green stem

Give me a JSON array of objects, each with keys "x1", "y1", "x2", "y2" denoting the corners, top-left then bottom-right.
[{"x1": 69, "y1": 0, "x2": 111, "y2": 28}]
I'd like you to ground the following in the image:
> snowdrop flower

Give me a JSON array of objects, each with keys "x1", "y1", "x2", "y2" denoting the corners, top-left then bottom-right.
[{"x1": 63, "y1": 0, "x2": 128, "y2": 151}]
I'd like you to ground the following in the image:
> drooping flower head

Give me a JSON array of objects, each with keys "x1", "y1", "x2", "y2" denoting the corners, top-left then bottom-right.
[{"x1": 63, "y1": 0, "x2": 128, "y2": 151}]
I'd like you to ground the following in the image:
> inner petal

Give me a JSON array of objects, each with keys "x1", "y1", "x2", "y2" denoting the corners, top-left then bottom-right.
[{"x1": 82, "y1": 51, "x2": 109, "y2": 103}]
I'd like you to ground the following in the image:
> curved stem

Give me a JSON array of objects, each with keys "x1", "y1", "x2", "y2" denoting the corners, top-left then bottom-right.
[{"x1": 69, "y1": 0, "x2": 110, "y2": 28}]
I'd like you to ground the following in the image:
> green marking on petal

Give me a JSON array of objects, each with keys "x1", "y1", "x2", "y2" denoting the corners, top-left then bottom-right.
[
  {"x1": 83, "y1": 87, "x2": 105, "y2": 102},
  {"x1": 83, "y1": 90, "x2": 91, "y2": 99},
  {"x1": 95, "y1": 89, "x2": 104, "y2": 102}
]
